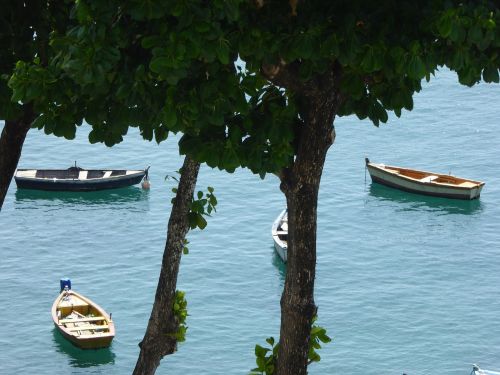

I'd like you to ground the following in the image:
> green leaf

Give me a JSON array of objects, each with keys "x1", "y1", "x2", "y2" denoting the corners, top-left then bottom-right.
[
  {"x1": 449, "y1": 23, "x2": 466, "y2": 43},
  {"x1": 374, "y1": 101, "x2": 388, "y2": 123},
  {"x1": 361, "y1": 46, "x2": 383, "y2": 73},
  {"x1": 255, "y1": 344, "x2": 269, "y2": 358},
  {"x1": 141, "y1": 35, "x2": 163, "y2": 49},
  {"x1": 407, "y1": 55, "x2": 426, "y2": 79},
  {"x1": 483, "y1": 66, "x2": 499, "y2": 83},
  {"x1": 468, "y1": 24, "x2": 483, "y2": 45},
  {"x1": 216, "y1": 41, "x2": 230, "y2": 65},
  {"x1": 75, "y1": 0, "x2": 91, "y2": 23},
  {"x1": 154, "y1": 126, "x2": 169, "y2": 143},
  {"x1": 256, "y1": 356, "x2": 266, "y2": 370},
  {"x1": 437, "y1": 15, "x2": 453, "y2": 37},
  {"x1": 150, "y1": 57, "x2": 170, "y2": 74},
  {"x1": 196, "y1": 214, "x2": 207, "y2": 230}
]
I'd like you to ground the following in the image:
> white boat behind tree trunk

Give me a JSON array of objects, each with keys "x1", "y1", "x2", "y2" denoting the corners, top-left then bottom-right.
[{"x1": 272, "y1": 209, "x2": 288, "y2": 262}]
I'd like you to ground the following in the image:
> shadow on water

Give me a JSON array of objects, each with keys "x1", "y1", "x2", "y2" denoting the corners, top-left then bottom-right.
[
  {"x1": 52, "y1": 328, "x2": 115, "y2": 368},
  {"x1": 367, "y1": 183, "x2": 483, "y2": 215},
  {"x1": 15, "y1": 186, "x2": 149, "y2": 207},
  {"x1": 272, "y1": 248, "x2": 287, "y2": 281}
]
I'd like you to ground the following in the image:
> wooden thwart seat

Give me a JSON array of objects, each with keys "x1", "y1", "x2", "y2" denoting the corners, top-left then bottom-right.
[
  {"x1": 68, "y1": 324, "x2": 109, "y2": 332},
  {"x1": 420, "y1": 175, "x2": 438, "y2": 183},
  {"x1": 459, "y1": 181, "x2": 478, "y2": 188},
  {"x1": 79, "y1": 333, "x2": 110, "y2": 338},
  {"x1": 60, "y1": 316, "x2": 106, "y2": 324}
]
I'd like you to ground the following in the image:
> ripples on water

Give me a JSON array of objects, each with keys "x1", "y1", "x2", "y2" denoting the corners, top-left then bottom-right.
[{"x1": 1, "y1": 69, "x2": 500, "y2": 375}]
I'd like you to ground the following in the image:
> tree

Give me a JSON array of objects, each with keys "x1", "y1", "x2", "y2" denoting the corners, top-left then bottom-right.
[
  {"x1": 0, "y1": 0, "x2": 70, "y2": 209},
  {"x1": 133, "y1": 155, "x2": 200, "y2": 375},
  {"x1": 9, "y1": 1, "x2": 500, "y2": 374}
]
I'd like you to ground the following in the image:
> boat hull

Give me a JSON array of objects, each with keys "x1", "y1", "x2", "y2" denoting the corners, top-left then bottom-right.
[
  {"x1": 366, "y1": 163, "x2": 483, "y2": 200},
  {"x1": 273, "y1": 240, "x2": 287, "y2": 263},
  {"x1": 56, "y1": 327, "x2": 114, "y2": 349},
  {"x1": 15, "y1": 170, "x2": 145, "y2": 192}
]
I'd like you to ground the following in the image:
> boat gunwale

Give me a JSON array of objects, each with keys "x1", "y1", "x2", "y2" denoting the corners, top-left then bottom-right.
[{"x1": 15, "y1": 169, "x2": 145, "y2": 182}]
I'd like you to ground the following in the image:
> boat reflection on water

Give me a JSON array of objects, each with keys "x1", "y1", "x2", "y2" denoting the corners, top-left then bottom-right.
[
  {"x1": 15, "y1": 186, "x2": 149, "y2": 208},
  {"x1": 52, "y1": 328, "x2": 115, "y2": 368},
  {"x1": 368, "y1": 183, "x2": 483, "y2": 215}
]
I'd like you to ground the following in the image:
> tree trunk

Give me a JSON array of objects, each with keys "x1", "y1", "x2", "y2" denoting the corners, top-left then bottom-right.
[
  {"x1": 275, "y1": 69, "x2": 341, "y2": 375},
  {"x1": 0, "y1": 105, "x2": 34, "y2": 210},
  {"x1": 133, "y1": 156, "x2": 200, "y2": 375}
]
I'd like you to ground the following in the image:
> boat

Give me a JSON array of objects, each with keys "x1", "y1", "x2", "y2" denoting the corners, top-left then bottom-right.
[
  {"x1": 365, "y1": 158, "x2": 484, "y2": 200},
  {"x1": 52, "y1": 279, "x2": 115, "y2": 349},
  {"x1": 472, "y1": 364, "x2": 500, "y2": 375},
  {"x1": 14, "y1": 163, "x2": 149, "y2": 192},
  {"x1": 272, "y1": 209, "x2": 288, "y2": 262}
]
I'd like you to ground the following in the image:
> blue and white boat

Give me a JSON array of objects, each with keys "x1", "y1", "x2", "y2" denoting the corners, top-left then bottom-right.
[{"x1": 14, "y1": 164, "x2": 149, "y2": 192}]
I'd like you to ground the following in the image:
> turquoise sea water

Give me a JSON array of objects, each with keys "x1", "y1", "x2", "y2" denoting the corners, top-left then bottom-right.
[{"x1": 1, "y1": 69, "x2": 500, "y2": 375}]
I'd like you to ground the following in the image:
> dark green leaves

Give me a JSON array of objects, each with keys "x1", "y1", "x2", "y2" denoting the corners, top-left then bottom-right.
[
  {"x1": 251, "y1": 316, "x2": 331, "y2": 374},
  {"x1": 167, "y1": 290, "x2": 188, "y2": 342},
  {"x1": 176, "y1": 184, "x2": 218, "y2": 231},
  {"x1": 307, "y1": 317, "x2": 332, "y2": 365},
  {"x1": 361, "y1": 46, "x2": 384, "y2": 73},
  {"x1": 250, "y1": 339, "x2": 277, "y2": 375},
  {"x1": 437, "y1": 12, "x2": 453, "y2": 38},
  {"x1": 216, "y1": 39, "x2": 230, "y2": 65},
  {"x1": 407, "y1": 55, "x2": 426, "y2": 80},
  {"x1": 483, "y1": 66, "x2": 499, "y2": 83}
]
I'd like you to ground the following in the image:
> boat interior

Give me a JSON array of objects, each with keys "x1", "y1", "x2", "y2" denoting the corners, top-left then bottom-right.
[
  {"x1": 383, "y1": 166, "x2": 479, "y2": 187},
  {"x1": 34, "y1": 168, "x2": 129, "y2": 180},
  {"x1": 57, "y1": 294, "x2": 109, "y2": 335},
  {"x1": 276, "y1": 219, "x2": 288, "y2": 243}
]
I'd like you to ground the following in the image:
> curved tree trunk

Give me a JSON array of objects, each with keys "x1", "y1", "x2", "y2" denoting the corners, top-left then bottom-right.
[
  {"x1": 133, "y1": 156, "x2": 200, "y2": 375},
  {"x1": 0, "y1": 105, "x2": 34, "y2": 210},
  {"x1": 275, "y1": 68, "x2": 341, "y2": 375}
]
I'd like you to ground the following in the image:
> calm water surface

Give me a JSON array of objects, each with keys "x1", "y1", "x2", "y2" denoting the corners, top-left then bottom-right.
[{"x1": 1, "y1": 69, "x2": 500, "y2": 375}]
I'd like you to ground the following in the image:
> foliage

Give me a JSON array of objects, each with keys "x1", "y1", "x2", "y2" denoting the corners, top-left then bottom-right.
[
  {"x1": 250, "y1": 317, "x2": 331, "y2": 375},
  {"x1": 168, "y1": 170, "x2": 218, "y2": 232},
  {"x1": 7, "y1": 1, "x2": 500, "y2": 177},
  {"x1": 167, "y1": 290, "x2": 188, "y2": 342},
  {"x1": 250, "y1": 337, "x2": 278, "y2": 375},
  {"x1": 0, "y1": 0, "x2": 71, "y2": 121},
  {"x1": 188, "y1": 186, "x2": 217, "y2": 230}
]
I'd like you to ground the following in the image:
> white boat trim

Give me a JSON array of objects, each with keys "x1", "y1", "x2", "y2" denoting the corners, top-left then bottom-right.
[{"x1": 15, "y1": 169, "x2": 37, "y2": 178}]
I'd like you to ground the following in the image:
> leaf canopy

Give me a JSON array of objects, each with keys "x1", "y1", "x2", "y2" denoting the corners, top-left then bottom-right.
[{"x1": 7, "y1": 0, "x2": 500, "y2": 174}]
